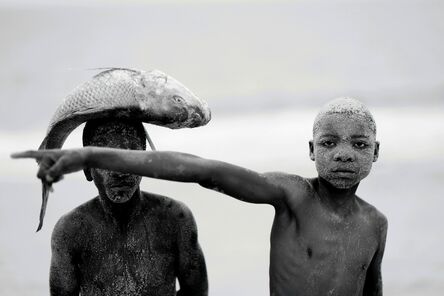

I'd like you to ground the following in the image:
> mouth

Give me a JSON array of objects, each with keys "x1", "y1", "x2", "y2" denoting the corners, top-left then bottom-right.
[
  {"x1": 332, "y1": 168, "x2": 356, "y2": 174},
  {"x1": 110, "y1": 183, "x2": 135, "y2": 190},
  {"x1": 112, "y1": 185, "x2": 132, "y2": 189}
]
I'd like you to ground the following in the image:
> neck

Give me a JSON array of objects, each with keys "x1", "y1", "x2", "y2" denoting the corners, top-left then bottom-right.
[
  {"x1": 315, "y1": 177, "x2": 359, "y2": 215},
  {"x1": 99, "y1": 188, "x2": 142, "y2": 225}
]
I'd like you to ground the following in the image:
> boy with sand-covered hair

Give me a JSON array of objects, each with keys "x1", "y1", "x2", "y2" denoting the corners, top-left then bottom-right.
[{"x1": 13, "y1": 97, "x2": 388, "y2": 296}]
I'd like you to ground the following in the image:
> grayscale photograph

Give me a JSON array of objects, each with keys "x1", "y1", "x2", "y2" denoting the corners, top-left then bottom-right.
[{"x1": 1, "y1": 0, "x2": 443, "y2": 295}]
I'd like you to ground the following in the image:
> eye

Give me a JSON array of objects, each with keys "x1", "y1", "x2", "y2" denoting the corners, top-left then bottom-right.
[
  {"x1": 172, "y1": 95, "x2": 184, "y2": 103},
  {"x1": 354, "y1": 142, "x2": 368, "y2": 149},
  {"x1": 321, "y1": 140, "x2": 336, "y2": 148}
]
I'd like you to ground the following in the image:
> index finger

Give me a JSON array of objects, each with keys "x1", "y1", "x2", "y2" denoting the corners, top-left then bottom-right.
[{"x1": 10, "y1": 150, "x2": 47, "y2": 160}]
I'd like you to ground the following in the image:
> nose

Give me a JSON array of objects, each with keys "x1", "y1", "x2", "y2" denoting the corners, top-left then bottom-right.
[{"x1": 333, "y1": 148, "x2": 355, "y2": 162}]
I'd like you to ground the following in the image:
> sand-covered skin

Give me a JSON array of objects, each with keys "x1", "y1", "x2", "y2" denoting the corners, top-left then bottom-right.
[
  {"x1": 313, "y1": 97, "x2": 376, "y2": 136},
  {"x1": 49, "y1": 119, "x2": 208, "y2": 295},
  {"x1": 310, "y1": 97, "x2": 379, "y2": 189}
]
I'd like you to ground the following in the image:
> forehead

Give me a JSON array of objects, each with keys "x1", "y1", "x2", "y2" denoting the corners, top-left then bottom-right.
[
  {"x1": 314, "y1": 113, "x2": 375, "y2": 138},
  {"x1": 90, "y1": 124, "x2": 144, "y2": 148}
]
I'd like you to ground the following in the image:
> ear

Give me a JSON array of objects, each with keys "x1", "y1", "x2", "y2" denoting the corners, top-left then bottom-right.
[
  {"x1": 309, "y1": 140, "x2": 315, "y2": 161},
  {"x1": 83, "y1": 168, "x2": 93, "y2": 182},
  {"x1": 373, "y1": 141, "x2": 380, "y2": 162}
]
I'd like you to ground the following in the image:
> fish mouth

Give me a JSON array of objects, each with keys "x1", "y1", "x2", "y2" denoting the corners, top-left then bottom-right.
[
  {"x1": 190, "y1": 110, "x2": 202, "y2": 125},
  {"x1": 188, "y1": 106, "x2": 211, "y2": 127}
]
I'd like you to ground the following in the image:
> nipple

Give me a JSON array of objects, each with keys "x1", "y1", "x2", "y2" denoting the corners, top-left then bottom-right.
[{"x1": 307, "y1": 247, "x2": 313, "y2": 258}]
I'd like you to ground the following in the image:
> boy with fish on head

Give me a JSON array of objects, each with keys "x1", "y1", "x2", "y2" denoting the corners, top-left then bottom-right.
[
  {"x1": 16, "y1": 68, "x2": 210, "y2": 296},
  {"x1": 13, "y1": 67, "x2": 387, "y2": 296}
]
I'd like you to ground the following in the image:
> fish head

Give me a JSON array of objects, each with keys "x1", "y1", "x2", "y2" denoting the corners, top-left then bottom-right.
[{"x1": 137, "y1": 69, "x2": 211, "y2": 128}]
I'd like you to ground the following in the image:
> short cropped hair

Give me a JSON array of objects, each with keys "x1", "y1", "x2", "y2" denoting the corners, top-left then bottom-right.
[
  {"x1": 313, "y1": 97, "x2": 376, "y2": 136},
  {"x1": 83, "y1": 118, "x2": 147, "y2": 150}
]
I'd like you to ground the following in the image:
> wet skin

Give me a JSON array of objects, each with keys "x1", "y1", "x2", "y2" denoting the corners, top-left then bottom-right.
[
  {"x1": 49, "y1": 127, "x2": 208, "y2": 296},
  {"x1": 13, "y1": 114, "x2": 386, "y2": 296}
]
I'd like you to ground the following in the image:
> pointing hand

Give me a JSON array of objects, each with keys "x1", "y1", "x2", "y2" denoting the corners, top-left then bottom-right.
[{"x1": 11, "y1": 148, "x2": 89, "y2": 183}]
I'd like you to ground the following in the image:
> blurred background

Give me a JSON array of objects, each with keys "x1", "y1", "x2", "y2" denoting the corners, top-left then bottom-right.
[{"x1": 1, "y1": 0, "x2": 443, "y2": 295}]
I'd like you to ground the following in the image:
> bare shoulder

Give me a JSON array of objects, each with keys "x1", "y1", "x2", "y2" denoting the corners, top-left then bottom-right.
[
  {"x1": 51, "y1": 198, "x2": 100, "y2": 249},
  {"x1": 263, "y1": 172, "x2": 315, "y2": 207},
  {"x1": 141, "y1": 191, "x2": 196, "y2": 225},
  {"x1": 263, "y1": 172, "x2": 312, "y2": 191},
  {"x1": 356, "y1": 197, "x2": 388, "y2": 235}
]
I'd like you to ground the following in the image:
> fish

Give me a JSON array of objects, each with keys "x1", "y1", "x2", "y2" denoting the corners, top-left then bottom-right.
[
  {"x1": 35, "y1": 67, "x2": 211, "y2": 231},
  {"x1": 39, "y1": 67, "x2": 211, "y2": 150}
]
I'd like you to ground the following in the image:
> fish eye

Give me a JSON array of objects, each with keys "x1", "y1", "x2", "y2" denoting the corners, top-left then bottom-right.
[{"x1": 172, "y1": 95, "x2": 184, "y2": 103}]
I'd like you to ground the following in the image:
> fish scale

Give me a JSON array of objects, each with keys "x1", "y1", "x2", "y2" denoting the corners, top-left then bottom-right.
[
  {"x1": 35, "y1": 67, "x2": 211, "y2": 231},
  {"x1": 51, "y1": 73, "x2": 136, "y2": 126}
]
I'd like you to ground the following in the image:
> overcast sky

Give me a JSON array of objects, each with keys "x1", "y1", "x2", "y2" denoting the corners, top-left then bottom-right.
[{"x1": 1, "y1": 0, "x2": 443, "y2": 131}]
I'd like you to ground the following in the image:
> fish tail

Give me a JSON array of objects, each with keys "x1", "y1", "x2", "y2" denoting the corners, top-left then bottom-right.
[{"x1": 37, "y1": 181, "x2": 51, "y2": 232}]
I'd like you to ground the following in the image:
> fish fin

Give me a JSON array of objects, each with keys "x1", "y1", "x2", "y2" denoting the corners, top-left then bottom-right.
[
  {"x1": 89, "y1": 67, "x2": 141, "y2": 78},
  {"x1": 36, "y1": 181, "x2": 52, "y2": 232}
]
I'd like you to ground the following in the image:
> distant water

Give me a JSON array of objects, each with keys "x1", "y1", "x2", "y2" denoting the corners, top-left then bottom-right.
[{"x1": 1, "y1": 107, "x2": 443, "y2": 295}]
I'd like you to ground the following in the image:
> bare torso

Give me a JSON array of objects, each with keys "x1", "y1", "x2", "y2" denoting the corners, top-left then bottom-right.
[
  {"x1": 51, "y1": 191, "x2": 204, "y2": 296},
  {"x1": 13, "y1": 147, "x2": 384, "y2": 296},
  {"x1": 269, "y1": 176, "x2": 382, "y2": 296}
]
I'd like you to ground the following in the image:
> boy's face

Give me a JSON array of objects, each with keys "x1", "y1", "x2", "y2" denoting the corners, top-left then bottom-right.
[
  {"x1": 309, "y1": 113, "x2": 379, "y2": 189},
  {"x1": 89, "y1": 127, "x2": 144, "y2": 204}
]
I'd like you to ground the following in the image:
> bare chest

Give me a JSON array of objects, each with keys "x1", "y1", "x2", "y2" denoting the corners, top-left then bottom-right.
[
  {"x1": 77, "y1": 218, "x2": 177, "y2": 295},
  {"x1": 269, "y1": 202, "x2": 378, "y2": 295}
]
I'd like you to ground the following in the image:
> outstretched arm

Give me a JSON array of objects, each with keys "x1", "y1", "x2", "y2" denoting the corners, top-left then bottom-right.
[
  {"x1": 363, "y1": 215, "x2": 388, "y2": 296},
  {"x1": 12, "y1": 147, "x2": 286, "y2": 207}
]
